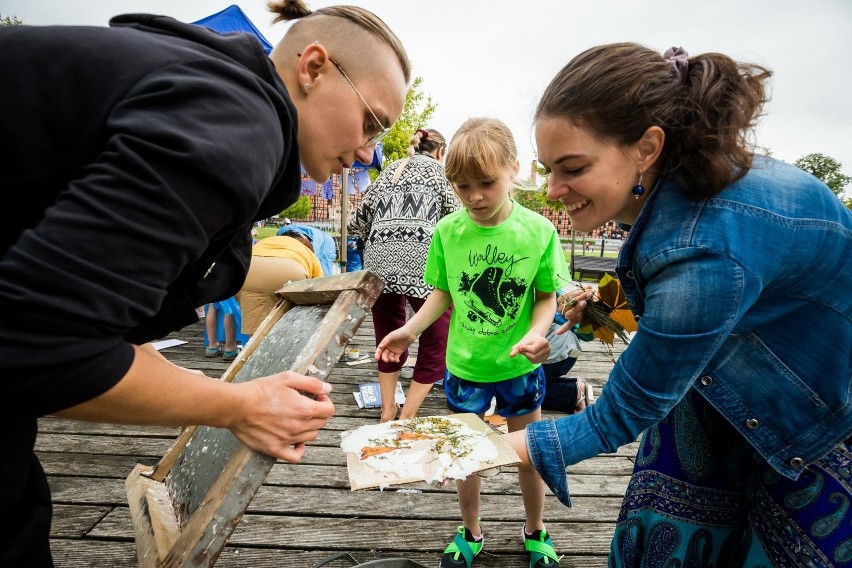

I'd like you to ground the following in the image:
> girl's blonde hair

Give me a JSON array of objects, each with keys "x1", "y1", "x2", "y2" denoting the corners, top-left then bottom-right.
[{"x1": 444, "y1": 117, "x2": 517, "y2": 186}]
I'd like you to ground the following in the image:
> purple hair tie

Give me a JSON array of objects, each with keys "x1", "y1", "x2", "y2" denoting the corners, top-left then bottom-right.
[{"x1": 663, "y1": 46, "x2": 689, "y2": 80}]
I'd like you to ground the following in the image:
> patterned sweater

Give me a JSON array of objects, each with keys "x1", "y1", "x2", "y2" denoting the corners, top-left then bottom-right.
[{"x1": 348, "y1": 153, "x2": 460, "y2": 298}]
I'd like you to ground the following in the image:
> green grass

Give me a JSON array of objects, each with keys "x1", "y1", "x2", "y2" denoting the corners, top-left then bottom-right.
[
  {"x1": 563, "y1": 250, "x2": 618, "y2": 261},
  {"x1": 256, "y1": 226, "x2": 279, "y2": 239}
]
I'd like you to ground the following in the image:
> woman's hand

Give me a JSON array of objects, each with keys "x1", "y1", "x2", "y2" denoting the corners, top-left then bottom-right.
[
  {"x1": 503, "y1": 429, "x2": 530, "y2": 464},
  {"x1": 555, "y1": 287, "x2": 594, "y2": 333}
]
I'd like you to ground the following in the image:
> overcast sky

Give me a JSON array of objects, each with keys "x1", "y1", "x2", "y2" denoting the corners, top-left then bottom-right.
[{"x1": 4, "y1": 0, "x2": 851, "y2": 179}]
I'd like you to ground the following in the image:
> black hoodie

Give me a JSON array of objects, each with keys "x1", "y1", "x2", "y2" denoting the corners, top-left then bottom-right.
[
  {"x1": 0, "y1": 15, "x2": 300, "y2": 565},
  {"x1": 0, "y1": 14, "x2": 302, "y2": 412}
]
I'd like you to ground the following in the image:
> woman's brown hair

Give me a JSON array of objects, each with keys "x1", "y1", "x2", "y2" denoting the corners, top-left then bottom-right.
[
  {"x1": 279, "y1": 231, "x2": 314, "y2": 252},
  {"x1": 536, "y1": 42, "x2": 772, "y2": 199},
  {"x1": 407, "y1": 128, "x2": 446, "y2": 157}
]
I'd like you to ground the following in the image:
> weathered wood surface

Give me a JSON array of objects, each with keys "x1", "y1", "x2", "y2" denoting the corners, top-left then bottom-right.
[
  {"x1": 39, "y1": 312, "x2": 631, "y2": 567},
  {"x1": 127, "y1": 273, "x2": 384, "y2": 568}
]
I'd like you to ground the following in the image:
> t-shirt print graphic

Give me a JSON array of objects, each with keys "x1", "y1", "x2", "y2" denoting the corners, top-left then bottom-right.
[{"x1": 459, "y1": 266, "x2": 526, "y2": 330}]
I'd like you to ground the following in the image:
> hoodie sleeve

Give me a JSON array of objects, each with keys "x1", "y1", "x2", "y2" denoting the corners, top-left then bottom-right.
[{"x1": 0, "y1": 55, "x2": 290, "y2": 417}]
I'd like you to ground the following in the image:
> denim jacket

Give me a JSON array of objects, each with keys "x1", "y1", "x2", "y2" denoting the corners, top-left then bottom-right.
[{"x1": 527, "y1": 157, "x2": 852, "y2": 507}]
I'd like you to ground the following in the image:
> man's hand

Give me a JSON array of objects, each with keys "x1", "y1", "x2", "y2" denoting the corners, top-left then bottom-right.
[{"x1": 228, "y1": 372, "x2": 334, "y2": 463}]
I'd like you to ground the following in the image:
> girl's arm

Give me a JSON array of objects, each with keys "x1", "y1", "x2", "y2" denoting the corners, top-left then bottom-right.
[
  {"x1": 376, "y1": 288, "x2": 452, "y2": 363},
  {"x1": 509, "y1": 290, "x2": 556, "y2": 363}
]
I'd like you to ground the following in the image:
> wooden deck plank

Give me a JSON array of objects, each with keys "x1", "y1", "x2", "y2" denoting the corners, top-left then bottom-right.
[
  {"x1": 87, "y1": 509, "x2": 615, "y2": 561},
  {"x1": 49, "y1": 539, "x2": 611, "y2": 568},
  {"x1": 40, "y1": 313, "x2": 631, "y2": 566}
]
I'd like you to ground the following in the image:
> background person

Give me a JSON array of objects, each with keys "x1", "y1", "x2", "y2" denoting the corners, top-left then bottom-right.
[
  {"x1": 277, "y1": 222, "x2": 339, "y2": 276},
  {"x1": 0, "y1": 1, "x2": 410, "y2": 564},
  {"x1": 238, "y1": 233, "x2": 323, "y2": 335},
  {"x1": 540, "y1": 296, "x2": 591, "y2": 414},
  {"x1": 505, "y1": 43, "x2": 852, "y2": 566},
  {"x1": 377, "y1": 118, "x2": 569, "y2": 568},
  {"x1": 349, "y1": 128, "x2": 460, "y2": 422}
]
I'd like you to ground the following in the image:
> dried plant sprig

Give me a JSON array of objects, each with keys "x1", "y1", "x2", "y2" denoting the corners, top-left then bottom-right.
[{"x1": 558, "y1": 276, "x2": 631, "y2": 345}]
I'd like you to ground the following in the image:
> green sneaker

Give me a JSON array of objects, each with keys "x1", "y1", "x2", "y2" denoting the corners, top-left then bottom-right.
[
  {"x1": 440, "y1": 525, "x2": 484, "y2": 568},
  {"x1": 523, "y1": 526, "x2": 560, "y2": 567}
]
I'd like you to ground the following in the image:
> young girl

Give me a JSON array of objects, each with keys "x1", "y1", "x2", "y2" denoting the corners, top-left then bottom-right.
[{"x1": 376, "y1": 117, "x2": 567, "y2": 568}]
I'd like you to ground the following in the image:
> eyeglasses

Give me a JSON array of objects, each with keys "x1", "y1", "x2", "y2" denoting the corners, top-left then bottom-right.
[{"x1": 327, "y1": 56, "x2": 391, "y2": 145}]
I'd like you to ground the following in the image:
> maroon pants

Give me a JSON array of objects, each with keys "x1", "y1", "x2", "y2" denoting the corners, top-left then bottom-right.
[{"x1": 371, "y1": 292, "x2": 451, "y2": 384}]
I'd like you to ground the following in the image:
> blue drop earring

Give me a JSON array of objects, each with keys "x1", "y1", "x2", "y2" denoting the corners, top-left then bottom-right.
[{"x1": 632, "y1": 171, "x2": 645, "y2": 199}]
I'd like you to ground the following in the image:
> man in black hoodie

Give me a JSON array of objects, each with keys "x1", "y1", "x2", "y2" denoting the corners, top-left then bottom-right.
[{"x1": 0, "y1": 2, "x2": 410, "y2": 564}]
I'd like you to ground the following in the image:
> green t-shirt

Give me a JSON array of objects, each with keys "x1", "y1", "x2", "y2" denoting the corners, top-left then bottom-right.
[{"x1": 424, "y1": 201, "x2": 569, "y2": 382}]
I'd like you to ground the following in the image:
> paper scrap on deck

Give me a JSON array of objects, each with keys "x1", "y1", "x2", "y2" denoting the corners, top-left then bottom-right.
[{"x1": 151, "y1": 339, "x2": 188, "y2": 351}]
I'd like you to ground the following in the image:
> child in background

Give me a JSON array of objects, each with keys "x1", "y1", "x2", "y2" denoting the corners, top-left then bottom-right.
[
  {"x1": 345, "y1": 236, "x2": 363, "y2": 272},
  {"x1": 377, "y1": 117, "x2": 567, "y2": 568},
  {"x1": 203, "y1": 298, "x2": 247, "y2": 362},
  {"x1": 541, "y1": 290, "x2": 592, "y2": 413}
]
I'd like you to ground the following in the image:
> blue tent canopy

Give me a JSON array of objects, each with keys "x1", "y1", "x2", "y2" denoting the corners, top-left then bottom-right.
[
  {"x1": 191, "y1": 5, "x2": 382, "y2": 170},
  {"x1": 192, "y1": 5, "x2": 273, "y2": 54}
]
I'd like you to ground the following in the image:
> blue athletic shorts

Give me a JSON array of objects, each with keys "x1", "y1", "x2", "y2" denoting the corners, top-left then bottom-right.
[{"x1": 444, "y1": 367, "x2": 545, "y2": 418}]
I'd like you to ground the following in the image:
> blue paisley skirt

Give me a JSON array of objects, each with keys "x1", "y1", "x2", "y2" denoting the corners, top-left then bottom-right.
[{"x1": 611, "y1": 390, "x2": 852, "y2": 567}]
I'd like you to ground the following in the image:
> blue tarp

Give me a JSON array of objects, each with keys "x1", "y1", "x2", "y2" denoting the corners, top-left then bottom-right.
[
  {"x1": 354, "y1": 143, "x2": 383, "y2": 170},
  {"x1": 191, "y1": 5, "x2": 382, "y2": 170},
  {"x1": 277, "y1": 224, "x2": 338, "y2": 277}
]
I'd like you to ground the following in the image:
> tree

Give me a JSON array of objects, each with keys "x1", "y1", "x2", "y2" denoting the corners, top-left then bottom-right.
[
  {"x1": 1, "y1": 13, "x2": 22, "y2": 26},
  {"x1": 793, "y1": 153, "x2": 852, "y2": 197},
  {"x1": 380, "y1": 77, "x2": 437, "y2": 163},
  {"x1": 279, "y1": 195, "x2": 312, "y2": 220},
  {"x1": 514, "y1": 187, "x2": 555, "y2": 213},
  {"x1": 514, "y1": 163, "x2": 564, "y2": 213}
]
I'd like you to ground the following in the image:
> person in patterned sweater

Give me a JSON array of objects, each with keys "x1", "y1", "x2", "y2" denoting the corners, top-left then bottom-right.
[{"x1": 349, "y1": 128, "x2": 460, "y2": 422}]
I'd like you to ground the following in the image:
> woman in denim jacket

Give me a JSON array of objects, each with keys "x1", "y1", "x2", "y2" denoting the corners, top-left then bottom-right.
[{"x1": 506, "y1": 43, "x2": 852, "y2": 566}]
